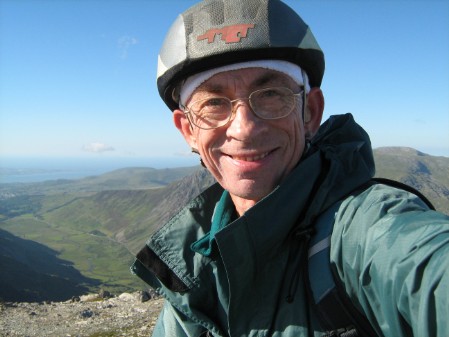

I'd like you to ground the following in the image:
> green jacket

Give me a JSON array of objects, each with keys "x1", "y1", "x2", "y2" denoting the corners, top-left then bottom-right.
[{"x1": 132, "y1": 114, "x2": 449, "y2": 337}]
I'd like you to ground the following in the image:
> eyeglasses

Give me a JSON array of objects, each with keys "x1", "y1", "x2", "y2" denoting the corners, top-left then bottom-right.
[{"x1": 181, "y1": 86, "x2": 304, "y2": 130}]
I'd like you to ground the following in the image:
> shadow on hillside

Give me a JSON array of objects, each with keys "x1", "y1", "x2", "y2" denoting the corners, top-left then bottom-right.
[{"x1": 0, "y1": 228, "x2": 100, "y2": 302}]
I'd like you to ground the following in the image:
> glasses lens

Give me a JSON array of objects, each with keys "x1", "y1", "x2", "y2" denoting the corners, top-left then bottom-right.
[
  {"x1": 250, "y1": 87, "x2": 296, "y2": 119},
  {"x1": 189, "y1": 97, "x2": 232, "y2": 129}
]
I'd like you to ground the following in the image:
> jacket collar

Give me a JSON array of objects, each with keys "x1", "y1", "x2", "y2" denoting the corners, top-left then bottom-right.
[{"x1": 134, "y1": 113, "x2": 375, "y2": 292}]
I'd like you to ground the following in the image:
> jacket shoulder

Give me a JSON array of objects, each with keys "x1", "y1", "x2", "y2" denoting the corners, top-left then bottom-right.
[{"x1": 330, "y1": 183, "x2": 449, "y2": 336}]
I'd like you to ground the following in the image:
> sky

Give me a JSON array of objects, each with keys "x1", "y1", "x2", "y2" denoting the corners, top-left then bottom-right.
[{"x1": 1, "y1": 0, "x2": 449, "y2": 167}]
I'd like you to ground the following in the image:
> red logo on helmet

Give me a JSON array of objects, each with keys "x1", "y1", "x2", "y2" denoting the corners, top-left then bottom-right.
[{"x1": 197, "y1": 24, "x2": 255, "y2": 44}]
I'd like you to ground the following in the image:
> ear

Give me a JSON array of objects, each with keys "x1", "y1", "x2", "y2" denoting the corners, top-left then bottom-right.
[
  {"x1": 304, "y1": 88, "x2": 324, "y2": 138},
  {"x1": 173, "y1": 109, "x2": 197, "y2": 149}
]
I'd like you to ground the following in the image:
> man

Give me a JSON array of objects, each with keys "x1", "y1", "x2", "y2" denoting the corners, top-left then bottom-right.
[{"x1": 132, "y1": 0, "x2": 449, "y2": 336}]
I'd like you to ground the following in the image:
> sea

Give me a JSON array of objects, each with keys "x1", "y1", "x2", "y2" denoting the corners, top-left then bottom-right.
[{"x1": 0, "y1": 156, "x2": 199, "y2": 184}]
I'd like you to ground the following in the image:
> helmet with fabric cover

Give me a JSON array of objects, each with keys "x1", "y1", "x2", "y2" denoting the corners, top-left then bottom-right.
[{"x1": 157, "y1": 0, "x2": 325, "y2": 111}]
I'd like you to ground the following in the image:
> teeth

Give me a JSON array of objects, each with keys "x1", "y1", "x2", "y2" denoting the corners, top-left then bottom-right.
[{"x1": 233, "y1": 152, "x2": 269, "y2": 162}]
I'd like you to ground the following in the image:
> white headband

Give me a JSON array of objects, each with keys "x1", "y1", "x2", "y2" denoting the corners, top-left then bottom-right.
[{"x1": 179, "y1": 60, "x2": 310, "y2": 106}]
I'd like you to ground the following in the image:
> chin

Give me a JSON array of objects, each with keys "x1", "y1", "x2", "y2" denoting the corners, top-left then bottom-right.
[{"x1": 228, "y1": 182, "x2": 275, "y2": 201}]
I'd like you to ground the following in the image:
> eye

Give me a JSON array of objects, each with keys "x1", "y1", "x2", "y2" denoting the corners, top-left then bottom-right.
[
  {"x1": 194, "y1": 97, "x2": 229, "y2": 117},
  {"x1": 258, "y1": 88, "x2": 284, "y2": 98},
  {"x1": 252, "y1": 88, "x2": 288, "y2": 107},
  {"x1": 201, "y1": 97, "x2": 228, "y2": 109}
]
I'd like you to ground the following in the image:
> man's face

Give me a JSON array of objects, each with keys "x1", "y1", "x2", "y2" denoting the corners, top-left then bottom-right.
[{"x1": 174, "y1": 68, "x2": 323, "y2": 214}]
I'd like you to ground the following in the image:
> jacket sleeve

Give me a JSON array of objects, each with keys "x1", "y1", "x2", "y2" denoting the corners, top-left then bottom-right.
[
  {"x1": 331, "y1": 184, "x2": 449, "y2": 337},
  {"x1": 152, "y1": 300, "x2": 208, "y2": 337}
]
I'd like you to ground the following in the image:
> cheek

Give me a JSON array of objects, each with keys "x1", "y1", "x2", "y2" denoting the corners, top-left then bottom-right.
[
  {"x1": 195, "y1": 129, "x2": 214, "y2": 150},
  {"x1": 195, "y1": 130, "x2": 222, "y2": 166},
  {"x1": 284, "y1": 113, "x2": 304, "y2": 144},
  {"x1": 284, "y1": 115, "x2": 306, "y2": 163}
]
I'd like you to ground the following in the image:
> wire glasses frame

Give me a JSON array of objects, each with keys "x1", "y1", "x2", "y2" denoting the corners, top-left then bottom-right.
[{"x1": 181, "y1": 86, "x2": 305, "y2": 130}]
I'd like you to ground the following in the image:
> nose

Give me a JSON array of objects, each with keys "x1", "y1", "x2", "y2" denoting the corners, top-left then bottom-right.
[{"x1": 226, "y1": 99, "x2": 266, "y2": 139}]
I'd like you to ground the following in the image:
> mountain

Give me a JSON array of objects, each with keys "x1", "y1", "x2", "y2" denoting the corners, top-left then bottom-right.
[
  {"x1": 0, "y1": 167, "x2": 215, "y2": 301},
  {"x1": 0, "y1": 147, "x2": 448, "y2": 301},
  {"x1": 373, "y1": 147, "x2": 449, "y2": 213},
  {"x1": 41, "y1": 167, "x2": 216, "y2": 253},
  {"x1": 0, "y1": 166, "x2": 200, "y2": 197}
]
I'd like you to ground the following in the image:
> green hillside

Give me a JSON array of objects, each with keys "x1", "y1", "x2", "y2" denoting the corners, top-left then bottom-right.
[
  {"x1": 0, "y1": 227, "x2": 99, "y2": 302},
  {"x1": 374, "y1": 147, "x2": 449, "y2": 214},
  {"x1": 0, "y1": 167, "x2": 215, "y2": 301}
]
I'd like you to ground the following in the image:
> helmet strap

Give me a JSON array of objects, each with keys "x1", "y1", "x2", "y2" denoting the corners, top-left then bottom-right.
[{"x1": 301, "y1": 69, "x2": 308, "y2": 122}]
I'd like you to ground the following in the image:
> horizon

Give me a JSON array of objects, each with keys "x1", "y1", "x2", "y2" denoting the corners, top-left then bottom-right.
[
  {"x1": 1, "y1": 145, "x2": 447, "y2": 184},
  {"x1": 0, "y1": 155, "x2": 200, "y2": 184},
  {"x1": 1, "y1": 1, "x2": 449, "y2": 159},
  {"x1": 1, "y1": 144, "x2": 448, "y2": 167}
]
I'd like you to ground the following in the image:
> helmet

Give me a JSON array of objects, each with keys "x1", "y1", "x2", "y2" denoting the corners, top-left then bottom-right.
[{"x1": 157, "y1": 0, "x2": 325, "y2": 111}]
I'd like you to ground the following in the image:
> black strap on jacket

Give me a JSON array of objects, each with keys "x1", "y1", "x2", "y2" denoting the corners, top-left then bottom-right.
[{"x1": 307, "y1": 178, "x2": 435, "y2": 337}]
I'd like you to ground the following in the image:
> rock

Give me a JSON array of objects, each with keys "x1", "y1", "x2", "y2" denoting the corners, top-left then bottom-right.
[
  {"x1": 139, "y1": 290, "x2": 151, "y2": 303},
  {"x1": 71, "y1": 296, "x2": 80, "y2": 302},
  {"x1": 99, "y1": 289, "x2": 112, "y2": 299},
  {"x1": 80, "y1": 293, "x2": 99, "y2": 302},
  {"x1": 79, "y1": 309, "x2": 94, "y2": 318},
  {"x1": 118, "y1": 292, "x2": 135, "y2": 301},
  {"x1": 0, "y1": 291, "x2": 164, "y2": 337}
]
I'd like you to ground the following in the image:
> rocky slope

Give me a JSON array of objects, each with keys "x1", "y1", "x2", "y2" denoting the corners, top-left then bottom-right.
[{"x1": 0, "y1": 291, "x2": 163, "y2": 337}]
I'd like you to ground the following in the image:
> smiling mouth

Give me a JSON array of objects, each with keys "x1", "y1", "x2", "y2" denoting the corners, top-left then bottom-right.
[{"x1": 231, "y1": 151, "x2": 271, "y2": 162}]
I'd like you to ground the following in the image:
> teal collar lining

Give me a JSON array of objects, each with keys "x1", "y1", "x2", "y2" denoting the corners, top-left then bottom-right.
[{"x1": 191, "y1": 190, "x2": 235, "y2": 257}]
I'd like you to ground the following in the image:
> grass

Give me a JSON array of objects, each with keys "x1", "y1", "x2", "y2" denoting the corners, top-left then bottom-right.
[{"x1": 0, "y1": 214, "x2": 146, "y2": 295}]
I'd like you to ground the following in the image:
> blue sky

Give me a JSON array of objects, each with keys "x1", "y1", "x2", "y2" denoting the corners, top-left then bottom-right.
[{"x1": 1, "y1": 0, "x2": 448, "y2": 165}]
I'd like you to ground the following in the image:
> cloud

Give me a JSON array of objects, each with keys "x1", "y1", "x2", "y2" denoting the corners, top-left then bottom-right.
[
  {"x1": 117, "y1": 36, "x2": 138, "y2": 59},
  {"x1": 82, "y1": 142, "x2": 115, "y2": 153}
]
